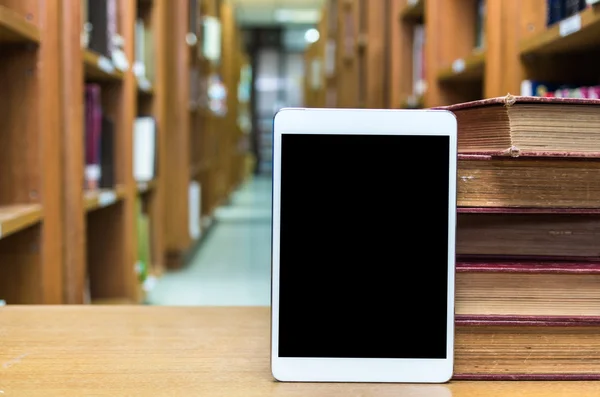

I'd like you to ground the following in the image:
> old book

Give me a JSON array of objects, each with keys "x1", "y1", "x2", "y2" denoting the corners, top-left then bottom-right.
[
  {"x1": 440, "y1": 95, "x2": 600, "y2": 157},
  {"x1": 455, "y1": 261, "x2": 600, "y2": 317},
  {"x1": 457, "y1": 207, "x2": 600, "y2": 260},
  {"x1": 454, "y1": 315, "x2": 600, "y2": 380},
  {"x1": 457, "y1": 154, "x2": 600, "y2": 208}
]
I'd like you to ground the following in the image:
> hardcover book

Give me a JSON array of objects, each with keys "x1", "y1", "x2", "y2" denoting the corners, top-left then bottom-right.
[
  {"x1": 455, "y1": 261, "x2": 600, "y2": 317},
  {"x1": 454, "y1": 315, "x2": 600, "y2": 380},
  {"x1": 438, "y1": 94, "x2": 600, "y2": 157},
  {"x1": 456, "y1": 207, "x2": 600, "y2": 259},
  {"x1": 457, "y1": 153, "x2": 600, "y2": 208}
]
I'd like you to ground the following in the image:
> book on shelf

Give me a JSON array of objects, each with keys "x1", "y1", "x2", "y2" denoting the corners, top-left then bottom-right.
[
  {"x1": 189, "y1": 181, "x2": 201, "y2": 240},
  {"x1": 457, "y1": 207, "x2": 600, "y2": 260},
  {"x1": 86, "y1": 0, "x2": 117, "y2": 57},
  {"x1": 546, "y1": 0, "x2": 589, "y2": 26},
  {"x1": 412, "y1": 24, "x2": 426, "y2": 99},
  {"x1": 85, "y1": 84, "x2": 116, "y2": 190},
  {"x1": 453, "y1": 315, "x2": 600, "y2": 380},
  {"x1": 440, "y1": 94, "x2": 600, "y2": 156},
  {"x1": 521, "y1": 80, "x2": 600, "y2": 99},
  {"x1": 457, "y1": 153, "x2": 600, "y2": 208},
  {"x1": 455, "y1": 260, "x2": 600, "y2": 317},
  {"x1": 133, "y1": 117, "x2": 157, "y2": 183},
  {"x1": 136, "y1": 197, "x2": 151, "y2": 284},
  {"x1": 84, "y1": 84, "x2": 102, "y2": 190},
  {"x1": 99, "y1": 115, "x2": 115, "y2": 189},
  {"x1": 474, "y1": 0, "x2": 485, "y2": 49},
  {"x1": 134, "y1": 19, "x2": 155, "y2": 85}
]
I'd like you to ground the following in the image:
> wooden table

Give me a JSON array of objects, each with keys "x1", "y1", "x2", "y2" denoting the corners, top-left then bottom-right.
[{"x1": 1, "y1": 306, "x2": 600, "y2": 396}]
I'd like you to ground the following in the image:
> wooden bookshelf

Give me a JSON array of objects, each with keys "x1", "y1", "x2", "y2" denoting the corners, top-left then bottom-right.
[
  {"x1": 0, "y1": 1, "x2": 248, "y2": 304},
  {"x1": 58, "y1": 0, "x2": 168, "y2": 304},
  {"x1": 437, "y1": 50, "x2": 486, "y2": 83},
  {"x1": 521, "y1": 5, "x2": 600, "y2": 56},
  {"x1": 0, "y1": 5, "x2": 40, "y2": 43},
  {"x1": 164, "y1": 0, "x2": 251, "y2": 269},
  {"x1": 0, "y1": 0, "x2": 63, "y2": 304},
  {"x1": 0, "y1": 204, "x2": 43, "y2": 240},
  {"x1": 83, "y1": 49, "x2": 125, "y2": 81},
  {"x1": 84, "y1": 186, "x2": 128, "y2": 212}
]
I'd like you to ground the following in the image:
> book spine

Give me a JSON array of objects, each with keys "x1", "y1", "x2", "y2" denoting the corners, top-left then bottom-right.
[{"x1": 547, "y1": 0, "x2": 564, "y2": 26}]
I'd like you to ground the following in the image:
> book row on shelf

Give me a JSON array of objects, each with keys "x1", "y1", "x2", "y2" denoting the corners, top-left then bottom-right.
[
  {"x1": 0, "y1": 0, "x2": 254, "y2": 304},
  {"x1": 302, "y1": 0, "x2": 600, "y2": 381},
  {"x1": 305, "y1": 0, "x2": 600, "y2": 110}
]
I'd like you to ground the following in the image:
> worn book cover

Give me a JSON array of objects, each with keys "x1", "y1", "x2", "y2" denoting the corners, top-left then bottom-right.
[
  {"x1": 455, "y1": 260, "x2": 600, "y2": 317},
  {"x1": 457, "y1": 153, "x2": 600, "y2": 208},
  {"x1": 456, "y1": 207, "x2": 600, "y2": 260},
  {"x1": 454, "y1": 315, "x2": 600, "y2": 380},
  {"x1": 437, "y1": 94, "x2": 600, "y2": 157}
]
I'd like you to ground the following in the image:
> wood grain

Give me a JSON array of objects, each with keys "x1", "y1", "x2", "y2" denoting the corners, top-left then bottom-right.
[
  {"x1": 0, "y1": 4, "x2": 40, "y2": 43},
  {"x1": 0, "y1": 306, "x2": 599, "y2": 396},
  {"x1": 60, "y1": 0, "x2": 86, "y2": 304},
  {"x1": 0, "y1": 204, "x2": 42, "y2": 239},
  {"x1": 38, "y1": 0, "x2": 63, "y2": 304}
]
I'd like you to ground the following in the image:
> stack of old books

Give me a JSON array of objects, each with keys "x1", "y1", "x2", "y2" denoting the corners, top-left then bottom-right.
[{"x1": 441, "y1": 94, "x2": 600, "y2": 380}]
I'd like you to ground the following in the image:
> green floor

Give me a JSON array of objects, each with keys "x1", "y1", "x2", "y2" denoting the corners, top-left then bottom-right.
[{"x1": 147, "y1": 175, "x2": 272, "y2": 306}]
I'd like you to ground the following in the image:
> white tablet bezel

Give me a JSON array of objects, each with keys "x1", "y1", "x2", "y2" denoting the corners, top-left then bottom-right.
[{"x1": 271, "y1": 108, "x2": 458, "y2": 383}]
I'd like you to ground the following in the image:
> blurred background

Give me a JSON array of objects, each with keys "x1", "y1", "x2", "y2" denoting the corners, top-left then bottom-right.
[{"x1": 0, "y1": 0, "x2": 595, "y2": 306}]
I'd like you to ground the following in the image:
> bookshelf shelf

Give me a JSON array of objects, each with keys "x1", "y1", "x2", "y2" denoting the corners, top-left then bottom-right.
[
  {"x1": 520, "y1": 5, "x2": 600, "y2": 56},
  {"x1": 137, "y1": 180, "x2": 157, "y2": 194},
  {"x1": 84, "y1": 186, "x2": 128, "y2": 212},
  {"x1": 0, "y1": 204, "x2": 43, "y2": 240},
  {"x1": 400, "y1": 0, "x2": 424, "y2": 22},
  {"x1": 0, "y1": 6, "x2": 41, "y2": 44},
  {"x1": 400, "y1": 94, "x2": 424, "y2": 109},
  {"x1": 437, "y1": 50, "x2": 486, "y2": 83},
  {"x1": 83, "y1": 49, "x2": 125, "y2": 82}
]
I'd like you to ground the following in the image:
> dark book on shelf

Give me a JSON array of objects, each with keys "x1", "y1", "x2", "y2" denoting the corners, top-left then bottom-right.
[
  {"x1": 99, "y1": 115, "x2": 115, "y2": 189},
  {"x1": 438, "y1": 94, "x2": 600, "y2": 157},
  {"x1": 453, "y1": 315, "x2": 600, "y2": 380},
  {"x1": 457, "y1": 153, "x2": 600, "y2": 208},
  {"x1": 87, "y1": 0, "x2": 117, "y2": 57},
  {"x1": 455, "y1": 260, "x2": 600, "y2": 317},
  {"x1": 547, "y1": 0, "x2": 564, "y2": 26},
  {"x1": 456, "y1": 207, "x2": 600, "y2": 260}
]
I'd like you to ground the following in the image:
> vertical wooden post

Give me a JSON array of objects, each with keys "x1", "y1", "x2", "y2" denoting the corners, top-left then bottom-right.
[
  {"x1": 38, "y1": 0, "x2": 64, "y2": 303},
  {"x1": 164, "y1": 0, "x2": 192, "y2": 268},
  {"x1": 59, "y1": 0, "x2": 86, "y2": 303}
]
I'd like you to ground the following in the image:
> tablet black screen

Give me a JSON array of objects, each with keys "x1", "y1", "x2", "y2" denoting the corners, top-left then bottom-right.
[{"x1": 277, "y1": 133, "x2": 451, "y2": 359}]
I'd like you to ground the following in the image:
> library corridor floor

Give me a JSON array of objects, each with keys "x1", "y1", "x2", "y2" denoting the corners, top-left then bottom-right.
[{"x1": 147, "y1": 175, "x2": 272, "y2": 306}]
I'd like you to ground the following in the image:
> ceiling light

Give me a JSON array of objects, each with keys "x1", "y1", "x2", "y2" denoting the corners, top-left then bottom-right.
[{"x1": 273, "y1": 8, "x2": 321, "y2": 24}]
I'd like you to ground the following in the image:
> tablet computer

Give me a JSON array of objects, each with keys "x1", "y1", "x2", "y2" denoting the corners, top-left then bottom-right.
[{"x1": 271, "y1": 108, "x2": 457, "y2": 383}]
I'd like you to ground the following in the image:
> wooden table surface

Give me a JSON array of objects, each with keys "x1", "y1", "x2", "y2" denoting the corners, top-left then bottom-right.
[{"x1": 1, "y1": 306, "x2": 600, "y2": 396}]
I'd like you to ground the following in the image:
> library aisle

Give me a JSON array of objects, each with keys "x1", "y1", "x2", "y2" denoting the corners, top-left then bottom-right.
[{"x1": 147, "y1": 176, "x2": 272, "y2": 306}]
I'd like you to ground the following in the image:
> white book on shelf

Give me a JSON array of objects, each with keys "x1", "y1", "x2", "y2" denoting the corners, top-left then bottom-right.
[
  {"x1": 189, "y1": 181, "x2": 202, "y2": 240},
  {"x1": 134, "y1": 18, "x2": 146, "y2": 78},
  {"x1": 412, "y1": 24, "x2": 426, "y2": 97},
  {"x1": 133, "y1": 117, "x2": 156, "y2": 182}
]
